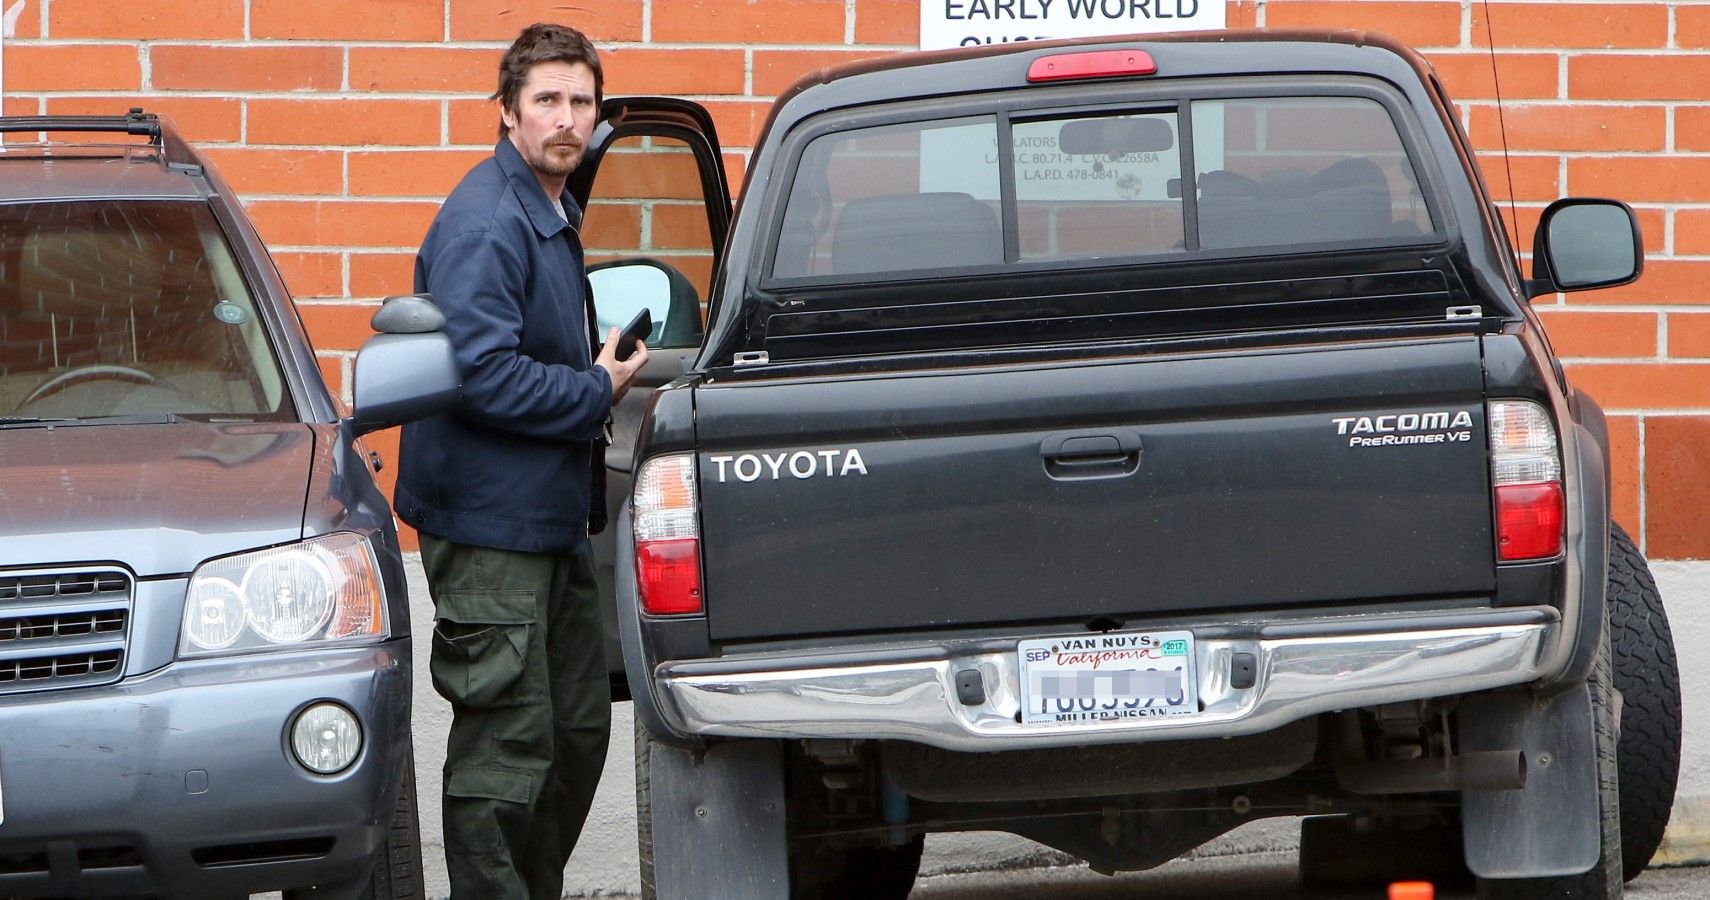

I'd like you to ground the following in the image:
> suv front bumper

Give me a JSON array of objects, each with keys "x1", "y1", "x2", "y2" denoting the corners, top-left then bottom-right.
[
  {"x1": 0, "y1": 642, "x2": 408, "y2": 899},
  {"x1": 653, "y1": 609, "x2": 1556, "y2": 752}
]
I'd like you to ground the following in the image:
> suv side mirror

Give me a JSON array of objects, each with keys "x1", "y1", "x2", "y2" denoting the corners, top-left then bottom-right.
[
  {"x1": 346, "y1": 293, "x2": 460, "y2": 436},
  {"x1": 1527, "y1": 199, "x2": 1643, "y2": 297}
]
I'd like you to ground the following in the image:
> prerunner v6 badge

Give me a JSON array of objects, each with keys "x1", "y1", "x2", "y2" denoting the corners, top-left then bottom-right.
[{"x1": 1334, "y1": 409, "x2": 1475, "y2": 448}]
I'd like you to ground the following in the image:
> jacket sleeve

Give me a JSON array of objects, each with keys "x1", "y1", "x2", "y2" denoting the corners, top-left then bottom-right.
[{"x1": 427, "y1": 228, "x2": 613, "y2": 442}]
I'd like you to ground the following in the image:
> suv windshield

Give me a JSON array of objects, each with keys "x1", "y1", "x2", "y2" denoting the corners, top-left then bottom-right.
[
  {"x1": 771, "y1": 94, "x2": 1435, "y2": 281},
  {"x1": 0, "y1": 200, "x2": 290, "y2": 420}
]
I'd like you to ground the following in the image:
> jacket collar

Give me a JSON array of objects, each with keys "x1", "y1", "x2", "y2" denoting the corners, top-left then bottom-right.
[{"x1": 495, "y1": 138, "x2": 583, "y2": 238}]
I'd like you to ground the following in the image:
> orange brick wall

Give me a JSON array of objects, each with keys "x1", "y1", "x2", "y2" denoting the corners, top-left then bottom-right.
[{"x1": 4, "y1": 0, "x2": 1707, "y2": 556}]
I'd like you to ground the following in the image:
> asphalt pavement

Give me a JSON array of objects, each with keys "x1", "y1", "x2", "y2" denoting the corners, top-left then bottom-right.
[{"x1": 907, "y1": 853, "x2": 1709, "y2": 899}]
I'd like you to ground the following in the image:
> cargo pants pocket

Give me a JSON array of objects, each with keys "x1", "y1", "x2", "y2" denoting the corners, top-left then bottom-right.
[
  {"x1": 446, "y1": 767, "x2": 534, "y2": 804},
  {"x1": 443, "y1": 767, "x2": 535, "y2": 858},
  {"x1": 431, "y1": 590, "x2": 536, "y2": 708}
]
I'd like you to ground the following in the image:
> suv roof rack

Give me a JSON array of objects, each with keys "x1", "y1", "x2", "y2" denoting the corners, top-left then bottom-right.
[
  {"x1": 0, "y1": 108, "x2": 162, "y2": 141},
  {"x1": 0, "y1": 108, "x2": 200, "y2": 169}
]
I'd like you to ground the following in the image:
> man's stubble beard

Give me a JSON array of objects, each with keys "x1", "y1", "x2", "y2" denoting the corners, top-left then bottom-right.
[{"x1": 532, "y1": 137, "x2": 583, "y2": 178}]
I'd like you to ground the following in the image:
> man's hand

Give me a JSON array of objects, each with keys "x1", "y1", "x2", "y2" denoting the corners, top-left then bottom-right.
[{"x1": 595, "y1": 326, "x2": 650, "y2": 404}]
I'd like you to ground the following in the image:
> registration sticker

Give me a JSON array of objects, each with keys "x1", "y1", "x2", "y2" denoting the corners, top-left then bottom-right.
[{"x1": 1018, "y1": 630, "x2": 1197, "y2": 726}]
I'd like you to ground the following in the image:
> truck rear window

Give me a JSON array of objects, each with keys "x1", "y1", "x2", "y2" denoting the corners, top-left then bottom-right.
[
  {"x1": 770, "y1": 95, "x2": 1434, "y2": 281},
  {"x1": 0, "y1": 201, "x2": 291, "y2": 420}
]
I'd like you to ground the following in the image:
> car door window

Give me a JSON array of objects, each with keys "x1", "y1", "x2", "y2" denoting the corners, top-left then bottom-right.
[{"x1": 582, "y1": 134, "x2": 715, "y2": 350}]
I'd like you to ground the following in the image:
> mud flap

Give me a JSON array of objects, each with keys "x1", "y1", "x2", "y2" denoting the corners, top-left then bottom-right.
[
  {"x1": 1460, "y1": 682, "x2": 1602, "y2": 877},
  {"x1": 647, "y1": 739, "x2": 789, "y2": 899}
]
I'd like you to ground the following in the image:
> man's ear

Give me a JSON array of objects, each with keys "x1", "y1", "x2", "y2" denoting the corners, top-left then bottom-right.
[{"x1": 499, "y1": 101, "x2": 518, "y2": 134}]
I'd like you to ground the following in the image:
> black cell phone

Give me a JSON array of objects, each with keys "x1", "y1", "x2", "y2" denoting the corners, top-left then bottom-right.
[{"x1": 613, "y1": 308, "x2": 652, "y2": 362}]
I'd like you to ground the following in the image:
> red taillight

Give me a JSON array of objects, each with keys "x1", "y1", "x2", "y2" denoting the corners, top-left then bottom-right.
[
  {"x1": 638, "y1": 538, "x2": 703, "y2": 615},
  {"x1": 634, "y1": 454, "x2": 703, "y2": 615},
  {"x1": 1496, "y1": 482, "x2": 1564, "y2": 561},
  {"x1": 1488, "y1": 401, "x2": 1564, "y2": 562},
  {"x1": 1027, "y1": 50, "x2": 1157, "y2": 83}
]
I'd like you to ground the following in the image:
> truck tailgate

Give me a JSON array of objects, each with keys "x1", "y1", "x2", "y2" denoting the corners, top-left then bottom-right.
[{"x1": 693, "y1": 337, "x2": 1494, "y2": 641}]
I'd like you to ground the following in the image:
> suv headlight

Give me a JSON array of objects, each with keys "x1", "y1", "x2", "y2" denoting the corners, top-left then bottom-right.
[{"x1": 179, "y1": 533, "x2": 387, "y2": 657}]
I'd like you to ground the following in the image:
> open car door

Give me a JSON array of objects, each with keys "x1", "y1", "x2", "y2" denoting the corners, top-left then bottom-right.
[{"x1": 568, "y1": 96, "x2": 731, "y2": 699}]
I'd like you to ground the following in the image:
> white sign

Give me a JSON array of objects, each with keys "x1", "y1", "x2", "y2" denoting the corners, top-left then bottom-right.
[
  {"x1": 921, "y1": 0, "x2": 1226, "y2": 51},
  {"x1": 917, "y1": 0, "x2": 1225, "y2": 203},
  {"x1": 921, "y1": 116, "x2": 1188, "y2": 203}
]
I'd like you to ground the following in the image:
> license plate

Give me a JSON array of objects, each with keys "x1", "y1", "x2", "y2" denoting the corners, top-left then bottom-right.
[{"x1": 1018, "y1": 630, "x2": 1197, "y2": 726}]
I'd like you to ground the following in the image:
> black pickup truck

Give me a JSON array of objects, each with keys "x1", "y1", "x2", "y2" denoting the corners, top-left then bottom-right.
[{"x1": 564, "y1": 29, "x2": 1681, "y2": 899}]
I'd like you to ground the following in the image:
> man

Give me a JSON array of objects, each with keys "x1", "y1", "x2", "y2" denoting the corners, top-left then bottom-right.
[{"x1": 394, "y1": 23, "x2": 648, "y2": 900}]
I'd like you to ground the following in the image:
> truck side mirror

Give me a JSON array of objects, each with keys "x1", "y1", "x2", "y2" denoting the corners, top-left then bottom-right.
[
  {"x1": 346, "y1": 293, "x2": 460, "y2": 437},
  {"x1": 589, "y1": 258, "x2": 705, "y2": 349},
  {"x1": 1527, "y1": 199, "x2": 1642, "y2": 297}
]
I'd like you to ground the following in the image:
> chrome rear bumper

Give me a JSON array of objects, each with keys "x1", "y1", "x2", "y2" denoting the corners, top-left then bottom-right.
[{"x1": 654, "y1": 610, "x2": 1556, "y2": 752}]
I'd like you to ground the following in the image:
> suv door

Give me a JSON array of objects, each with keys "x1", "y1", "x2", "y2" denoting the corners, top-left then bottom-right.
[{"x1": 568, "y1": 97, "x2": 730, "y2": 699}]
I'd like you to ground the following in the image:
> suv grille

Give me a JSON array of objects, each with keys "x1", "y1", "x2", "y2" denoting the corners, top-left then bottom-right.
[{"x1": 0, "y1": 569, "x2": 132, "y2": 695}]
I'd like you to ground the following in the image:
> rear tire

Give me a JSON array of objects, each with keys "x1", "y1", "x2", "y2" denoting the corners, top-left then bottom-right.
[
  {"x1": 1475, "y1": 628, "x2": 1622, "y2": 900},
  {"x1": 636, "y1": 720, "x2": 659, "y2": 900},
  {"x1": 1607, "y1": 522, "x2": 1681, "y2": 880}
]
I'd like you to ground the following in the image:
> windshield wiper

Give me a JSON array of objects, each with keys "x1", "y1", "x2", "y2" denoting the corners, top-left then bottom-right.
[
  {"x1": 0, "y1": 413, "x2": 183, "y2": 430},
  {"x1": 0, "y1": 416, "x2": 76, "y2": 429}
]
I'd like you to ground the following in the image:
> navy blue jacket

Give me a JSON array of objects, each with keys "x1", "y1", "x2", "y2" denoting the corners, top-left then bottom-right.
[{"x1": 395, "y1": 139, "x2": 612, "y2": 554}]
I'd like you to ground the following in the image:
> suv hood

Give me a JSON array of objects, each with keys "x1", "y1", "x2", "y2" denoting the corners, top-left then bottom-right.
[{"x1": 0, "y1": 422, "x2": 314, "y2": 577}]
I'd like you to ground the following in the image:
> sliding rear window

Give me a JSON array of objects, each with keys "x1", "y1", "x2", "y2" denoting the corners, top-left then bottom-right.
[{"x1": 768, "y1": 93, "x2": 1436, "y2": 282}]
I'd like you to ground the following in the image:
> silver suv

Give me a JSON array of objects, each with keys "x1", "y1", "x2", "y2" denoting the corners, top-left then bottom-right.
[{"x1": 0, "y1": 110, "x2": 453, "y2": 899}]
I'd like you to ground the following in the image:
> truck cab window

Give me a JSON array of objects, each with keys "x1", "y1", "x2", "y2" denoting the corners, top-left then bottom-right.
[
  {"x1": 1012, "y1": 111, "x2": 1184, "y2": 260},
  {"x1": 773, "y1": 116, "x2": 1001, "y2": 279},
  {"x1": 1191, "y1": 96, "x2": 1435, "y2": 250}
]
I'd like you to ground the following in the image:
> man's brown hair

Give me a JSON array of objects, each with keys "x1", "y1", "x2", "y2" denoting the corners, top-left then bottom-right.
[{"x1": 493, "y1": 23, "x2": 604, "y2": 139}]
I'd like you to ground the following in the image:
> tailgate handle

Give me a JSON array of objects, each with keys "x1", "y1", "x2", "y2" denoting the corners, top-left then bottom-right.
[{"x1": 1040, "y1": 431, "x2": 1141, "y2": 478}]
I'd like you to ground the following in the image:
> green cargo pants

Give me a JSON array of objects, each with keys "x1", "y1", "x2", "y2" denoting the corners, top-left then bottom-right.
[{"x1": 419, "y1": 535, "x2": 612, "y2": 900}]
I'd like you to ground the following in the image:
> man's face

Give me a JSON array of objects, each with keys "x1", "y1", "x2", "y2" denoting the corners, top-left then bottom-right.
[{"x1": 502, "y1": 60, "x2": 599, "y2": 182}]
